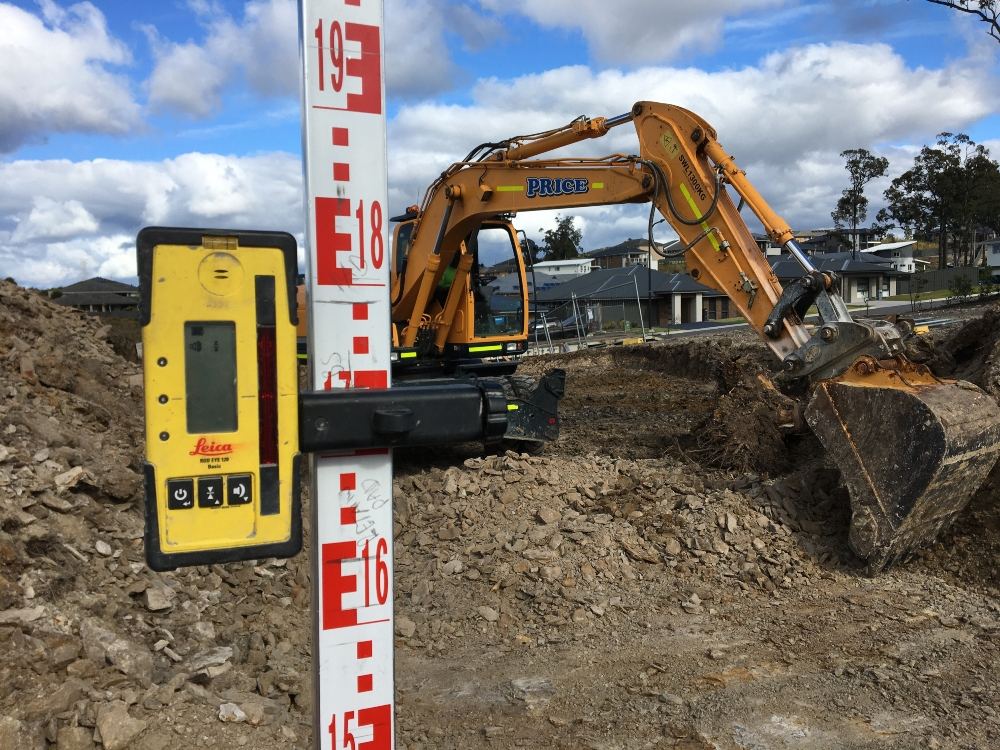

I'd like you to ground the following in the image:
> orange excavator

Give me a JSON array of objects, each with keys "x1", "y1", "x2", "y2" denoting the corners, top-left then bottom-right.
[{"x1": 299, "y1": 100, "x2": 1000, "y2": 571}]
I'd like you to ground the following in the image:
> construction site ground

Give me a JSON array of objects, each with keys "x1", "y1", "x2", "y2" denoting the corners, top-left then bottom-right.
[{"x1": 0, "y1": 279, "x2": 997, "y2": 750}]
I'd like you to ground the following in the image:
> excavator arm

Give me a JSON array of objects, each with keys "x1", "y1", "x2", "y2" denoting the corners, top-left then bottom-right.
[{"x1": 394, "y1": 101, "x2": 1000, "y2": 571}]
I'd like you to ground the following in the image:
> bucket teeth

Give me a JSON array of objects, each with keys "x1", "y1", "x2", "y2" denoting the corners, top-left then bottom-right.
[{"x1": 805, "y1": 376, "x2": 1000, "y2": 573}]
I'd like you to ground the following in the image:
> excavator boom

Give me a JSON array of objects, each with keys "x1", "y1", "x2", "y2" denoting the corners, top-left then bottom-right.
[{"x1": 394, "y1": 101, "x2": 1000, "y2": 569}]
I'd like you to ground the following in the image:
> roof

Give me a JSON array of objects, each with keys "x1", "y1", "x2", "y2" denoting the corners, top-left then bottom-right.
[
  {"x1": 536, "y1": 265, "x2": 722, "y2": 303},
  {"x1": 768, "y1": 253, "x2": 905, "y2": 279},
  {"x1": 862, "y1": 240, "x2": 917, "y2": 254},
  {"x1": 533, "y1": 258, "x2": 595, "y2": 268},
  {"x1": 57, "y1": 277, "x2": 138, "y2": 294},
  {"x1": 53, "y1": 291, "x2": 139, "y2": 308},
  {"x1": 488, "y1": 271, "x2": 560, "y2": 295},
  {"x1": 586, "y1": 238, "x2": 651, "y2": 258},
  {"x1": 587, "y1": 238, "x2": 682, "y2": 259},
  {"x1": 52, "y1": 277, "x2": 139, "y2": 308}
]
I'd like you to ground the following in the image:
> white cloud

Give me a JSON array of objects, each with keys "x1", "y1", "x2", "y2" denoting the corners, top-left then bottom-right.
[
  {"x1": 11, "y1": 197, "x2": 99, "y2": 242},
  {"x1": 479, "y1": 0, "x2": 786, "y2": 64},
  {"x1": 145, "y1": 0, "x2": 299, "y2": 116},
  {"x1": 0, "y1": 152, "x2": 302, "y2": 287},
  {"x1": 4, "y1": 38, "x2": 998, "y2": 288},
  {"x1": 386, "y1": 42, "x2": 998, "y2": 251},
  {"x1": 0, "y1": 1, "x2": 140, "y2": 152},
  {"x1": 143, "y1": 0, "x2": 504, "y2": 115},
  {"x1": 145, "y1": 39, "x2": 229, "y2": 118}
]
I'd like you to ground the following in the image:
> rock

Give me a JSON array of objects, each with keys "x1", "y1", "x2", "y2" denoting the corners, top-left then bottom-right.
[
  {"x1": 56, "y1": 726, "x2": 95, "y2": 750},
  {"x1": 511, "y1": 677, "x2": 555, "y2": 709},
  {"x1": 620, "y1": 537, "x2": 660, "y2": 563},
  {"x1": 536, "y1": 507, "x2": 561, "y2": 525},
  {"x1": 81, "y1": 619, "x2": 154, "y2": 686},
  {"x1": 54, "y1": 466, "x2": 92, "y2": 492},
  {"x1": 663, "y1": 537, "x2": 683, "y2": 556},
  {"x1": 411, "y1": 580, "x2": 432, "y2": 605},
  {"x1": 187, "y1": 646, "x2": 233, "y2": 672},
  {"x1": 190, "y1": 621, "x2": 216, "y2": 641},
  {"x1": 477, "y1": 606, "x2": 499, "y2": 622},
  {"x1": 241, "y1": 700, "x2": 270, "y2": 726},
  {"x1": 23, "y1": 678, "x2": 85, "y2": 720},
  {"x1": 441, "y1": 559, "x2": 464, "y2": 576},
  {"x1": 539, "y1": 565, "x2": 562, "y2": 582},
  {"x1": 95, "y1": 701, "x2": 147, "y2": 750},
  {"x1": 94, "y1": 540, "x2": 112, "y2": 557},
  {"x1": 143, "y1": 585, "x2": 174, "y2": 612},
  {"x1": 218, "y1": 702, "x2": 247, "y2": 723},
  {"x1": 40, "y1": 493, "x2": 75, "y2": 513},
  {"x1": 395, "y1": 615, "x2": 416, "y2": 638},
  {"x1": 0, "y1": 606, "x2": 44, "y2": 624},
  {"x1": 0, "y1": 715, "x2": 44, "y2": 750}
]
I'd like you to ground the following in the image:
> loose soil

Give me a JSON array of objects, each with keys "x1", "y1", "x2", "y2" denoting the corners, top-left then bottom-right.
[{"x1": 0, "y1": 279, "x2": 997, "y2": 750}]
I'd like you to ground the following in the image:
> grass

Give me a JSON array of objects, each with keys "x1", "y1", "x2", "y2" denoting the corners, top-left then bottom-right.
[{"x1": 883, "y1": 288, "x2": 953, "y2": 302}]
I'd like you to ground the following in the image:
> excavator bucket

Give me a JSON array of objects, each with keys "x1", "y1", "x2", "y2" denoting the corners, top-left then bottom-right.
[{"x1": 805, "y1": 361, "x2": 1000, "y2": 573}]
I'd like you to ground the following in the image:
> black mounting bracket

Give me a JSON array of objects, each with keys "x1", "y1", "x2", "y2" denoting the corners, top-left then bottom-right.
[{"x1": 299, "y1": 380, "x2": 508, "y2": 452}]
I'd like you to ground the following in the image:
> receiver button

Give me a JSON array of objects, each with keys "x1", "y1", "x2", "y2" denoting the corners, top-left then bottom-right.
[
  {"x1": 227, "y1": 475, "x2": 253, "y2": 506},
  {"x1": 167, "y1": 479, "x2": 194, "y2": 510},
  {"x1": 198, "y1": 476, "x2": 224, "y2": 508}
]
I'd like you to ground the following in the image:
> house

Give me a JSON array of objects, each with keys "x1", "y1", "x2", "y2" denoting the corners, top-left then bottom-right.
[
  {"x1": 797, "y1": 227, "x2": 880, "y2": 255},
  {"x1": 860, "y1": 240, "x2": 929, "y2": 273},
  {"x1": 535, "y1": 265, "x2": 726, "y2": 326},
  {"x1": 768, "y1": 253, "x2": 902, "y2": 303},
  {"x1": 51, "y1": 277, "x2": 139, "y2": 317},
  {"x1": 531, "y1": 258, "x2": 596, "y2": 278},
  {"x1": 985, "y1": 237, "x2": 1000, "y2": 280},
  {"x1": 487, "y1": 271, "x2": 561, "y2": 297},
  {"x1": 586, "y1": 238, "x2": 682, "y2": 269},
  {"x1": 753, "y1": 233, "x2": 782, "y2": 257}
]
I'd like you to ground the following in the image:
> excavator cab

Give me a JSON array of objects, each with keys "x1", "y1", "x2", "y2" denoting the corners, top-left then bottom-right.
[{"x1": 390, "y1": 215, "x2": 529, "y2": 361}]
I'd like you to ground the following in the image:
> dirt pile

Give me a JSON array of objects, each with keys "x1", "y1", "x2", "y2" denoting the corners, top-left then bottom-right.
[
  {"x1": 393, "y1": 452, "x2": 854, "y2": 653},
  {"x1": 2, "y1": 278, "x2": 1000, "y2": 750},
  {"x1": 0, "y1": 280, "x2": 312, "y2": 749},
  {"x1": 907, "y1": 303, "x2": 1000, "y2": 396}
]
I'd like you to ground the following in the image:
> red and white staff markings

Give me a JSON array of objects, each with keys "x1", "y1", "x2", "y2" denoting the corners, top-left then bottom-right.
[{"x1": 301, "y1": 0, "x2": 393, "y2": 748}]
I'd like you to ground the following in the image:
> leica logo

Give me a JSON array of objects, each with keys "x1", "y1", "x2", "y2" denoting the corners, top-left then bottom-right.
[{"x1": 189, "y1": 438, "x2": 234, "y2": 456}]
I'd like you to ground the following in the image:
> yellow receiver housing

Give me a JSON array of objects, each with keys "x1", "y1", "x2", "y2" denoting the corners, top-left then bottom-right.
[{"x1": 137, "y1": 227, "x2": 301, "y2": 571}]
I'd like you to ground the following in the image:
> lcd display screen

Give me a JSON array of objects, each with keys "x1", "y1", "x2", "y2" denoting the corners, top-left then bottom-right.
[{"x1": 184, "y1": 322, "x2": 238, "y2": 433}]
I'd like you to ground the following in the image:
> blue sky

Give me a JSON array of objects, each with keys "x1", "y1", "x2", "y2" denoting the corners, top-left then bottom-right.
[{"x1": 0, "y1": 0, "x2": 997, "y2": 286}]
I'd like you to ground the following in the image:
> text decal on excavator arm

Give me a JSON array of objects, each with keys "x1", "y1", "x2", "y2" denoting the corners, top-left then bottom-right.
[
  {"x1": 301, "y1": 1, "x2": 394, "y2": 749},
  {"x1": 526, "y1": 176, "x2": 590, "y2": 198}
]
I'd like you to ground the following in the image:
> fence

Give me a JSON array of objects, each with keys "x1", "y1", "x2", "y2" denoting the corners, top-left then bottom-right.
[{"x1": 896, "y1": 267, "x2": 979, "y2": 296}]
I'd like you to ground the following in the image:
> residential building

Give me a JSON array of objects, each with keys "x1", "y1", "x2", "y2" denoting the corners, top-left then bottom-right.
[
  {"x1": 487, "y1": 271, "x2": 561, "y2": 297},
  {"x1": 535, "y1": 265, "x2": 725, "y2": 326},
  {"x1": 531, "y1": 258, "x2": 596, "y2": 278},
  {"x1": 753, "y1": 233, "x2": 782, "y2": 257},
  {"x1": 798, "y1": 227, "x2": 880, "y2": 255},
  {"x1": 860, "y1": 240, "x2": 929, "y2": 273},
  {"x1": 586, "y1": 238, "x2": 682, "y2": 269},
  {"x1": 768, "y1": 253, "x2": 902, "y2": 303},
  {"x1": 51, "y1": 277, "x2": 139, "y2": 317},
  {"x1": 986, "y1": 237, "x2": 1000, "y2": 279}
]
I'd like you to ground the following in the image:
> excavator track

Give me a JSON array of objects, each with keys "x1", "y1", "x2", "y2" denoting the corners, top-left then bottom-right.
[{"x1": 805, "y1": 357, "x2": 1000, "y2": 573}]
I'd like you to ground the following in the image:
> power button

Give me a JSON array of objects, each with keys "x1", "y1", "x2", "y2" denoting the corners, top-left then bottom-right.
[{"x1": 167, "y1": 478, "x2": 194, "y2": 510}]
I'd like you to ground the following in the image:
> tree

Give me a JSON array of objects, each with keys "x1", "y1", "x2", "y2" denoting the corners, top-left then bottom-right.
[
  {"x1": 925, "y1": 1, "x2": 1000, "y2": 44},
  {"x1": 540, "y1": 215, "x2": 582, "y2": 260},
  {"x1": 878, "y1": 133, "x2": 1000, "y2": 267},
  {"x1": 830, "y1": 149, "x2": 889, "y2": 256},
  {"x1": 521, "y1": 236, "x2": 544, "y2": 265}
]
